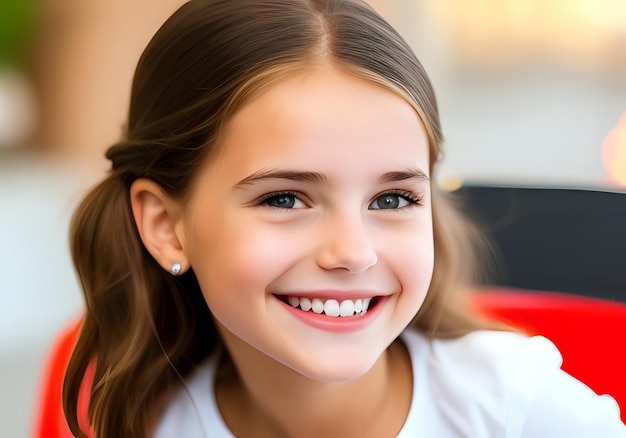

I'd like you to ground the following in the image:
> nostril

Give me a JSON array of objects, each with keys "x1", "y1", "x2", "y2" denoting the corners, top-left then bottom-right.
[{"x1": 315, "y1": 245, "x2": 378, "y2": 273}]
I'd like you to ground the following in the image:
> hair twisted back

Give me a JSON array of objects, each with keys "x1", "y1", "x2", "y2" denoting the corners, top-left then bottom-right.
[{"x1": 63, "y1": 1, "x2": 495, "y2": 436}]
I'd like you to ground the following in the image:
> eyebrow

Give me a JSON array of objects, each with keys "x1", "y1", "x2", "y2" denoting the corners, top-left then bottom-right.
[
  {"x1": 377, "y1": 168, "x2": 430, "y2": 184},
  {"x1": 233, "y1": 167, "x2": 429, "y2": 189},
  {"x1": 233, "y1": 168, "x2": 327, "y2": 188}
]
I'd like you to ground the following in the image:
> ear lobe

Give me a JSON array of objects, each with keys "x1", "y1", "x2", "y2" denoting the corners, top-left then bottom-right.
[{"x1": 130, "y1": 178, "x2": 189, "y2": 275}]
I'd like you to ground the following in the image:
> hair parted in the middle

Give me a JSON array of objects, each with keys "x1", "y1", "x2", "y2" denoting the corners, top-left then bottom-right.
[{"x1": 63, "y1": 1, "x2": 497, "y2": 436}]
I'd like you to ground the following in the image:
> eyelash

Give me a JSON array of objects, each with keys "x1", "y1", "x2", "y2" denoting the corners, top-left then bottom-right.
[
  {"x1": 257, "y1": 191, "x2": 306, "y2": 208},
  {"x1": 256, "y1": 190, "x2": 423, "y2": 209},
  {"x1": 376, "y1": 189, "x2": 424, "y2": 207}
]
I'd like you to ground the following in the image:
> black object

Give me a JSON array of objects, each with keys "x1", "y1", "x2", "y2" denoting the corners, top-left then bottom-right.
[{"x1": 454, "y1": 185, "x2": 626, "y2": 302}]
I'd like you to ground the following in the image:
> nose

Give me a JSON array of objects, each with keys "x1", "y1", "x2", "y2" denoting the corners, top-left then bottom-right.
[{"x1": 315, "y1": 213, "x2": 378, "y2": 273}]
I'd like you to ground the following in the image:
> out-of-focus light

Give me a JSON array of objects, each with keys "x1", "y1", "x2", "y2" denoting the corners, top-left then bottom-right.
[
  {"x1": 0, "y1": 69, "x2": 36, "y2": 149},
  {"x1": 439, "y1": 177, "x2": 464, "y2": 192},
  {"x1": 432, "y1": 0, "x2": 626, "y2": 72},
  {"x1": 602, "y1": 112, "x2": 626, "y2": 187}
]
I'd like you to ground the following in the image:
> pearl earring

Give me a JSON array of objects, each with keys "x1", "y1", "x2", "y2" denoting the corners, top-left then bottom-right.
[{"x1": 171, "y1": 263, "x2": 182, "y2": 275}]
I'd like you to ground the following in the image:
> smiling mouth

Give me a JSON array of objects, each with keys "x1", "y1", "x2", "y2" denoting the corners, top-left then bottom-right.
[{"x1": 276, "y1": 296, "x2": 380, "y2": 317}]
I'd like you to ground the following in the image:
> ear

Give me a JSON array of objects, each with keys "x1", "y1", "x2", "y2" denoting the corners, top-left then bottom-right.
[{"x1": 130, "y1": 178, "x2": 189, "y2": 275}]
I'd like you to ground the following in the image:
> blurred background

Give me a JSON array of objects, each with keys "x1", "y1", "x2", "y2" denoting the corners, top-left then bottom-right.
[{"x1": 1, "y1": 0, "x2": 625, "y2": 435}]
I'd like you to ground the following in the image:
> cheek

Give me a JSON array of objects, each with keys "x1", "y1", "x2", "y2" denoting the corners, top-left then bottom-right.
[
  {"x1": 187, "y1": 216, "x2": 303, "y2": 309},
  {"x1": 387, "y1": 224, "x2": 435, "y2": 303}
]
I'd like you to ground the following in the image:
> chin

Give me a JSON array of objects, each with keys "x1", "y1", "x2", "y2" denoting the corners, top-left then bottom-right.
[{"x1": 278, "y1": 349, "x2": 385, "y2": 383}]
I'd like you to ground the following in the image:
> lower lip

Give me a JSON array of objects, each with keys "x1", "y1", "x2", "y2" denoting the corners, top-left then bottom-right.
[{"x1": 277, "y1": 296, "x2": 388, "y2": 333}]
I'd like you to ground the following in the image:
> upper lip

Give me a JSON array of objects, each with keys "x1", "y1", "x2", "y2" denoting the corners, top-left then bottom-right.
[{"x1": 272, "y1": 290, "x2": 387, "y2": 300}]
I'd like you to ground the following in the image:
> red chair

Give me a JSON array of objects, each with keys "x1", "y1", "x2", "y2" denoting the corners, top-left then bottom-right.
[
  {"x1": 35, "y1": 288, "x2": 626, "y2": 434},
  {"x1": 471, "y1": 287, "x2": 626, "y2": 423},
  {"x1": 34, "y1": 319, "x2": 94, "y2": 438}
]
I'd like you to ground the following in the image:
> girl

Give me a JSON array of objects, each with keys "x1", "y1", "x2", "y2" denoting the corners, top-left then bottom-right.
[{"x1": 63, "y1": 1, "x2": 625, "y2": 437}]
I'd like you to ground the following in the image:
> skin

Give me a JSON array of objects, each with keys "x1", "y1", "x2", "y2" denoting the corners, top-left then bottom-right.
[{"x1": 131, "y1": 64, "x2": 434, "y2": 436}]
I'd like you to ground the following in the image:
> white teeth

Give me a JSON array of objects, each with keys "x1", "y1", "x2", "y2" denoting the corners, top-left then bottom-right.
[
  {"x1": 324, "y1": 299, "x2": 340, "y2": 317},
  {"x1": 339, "y1": 300, "x2": 355, "y2": 317},
  {"x1": 300, "y1": 297, "x2": 312, "y2": 312},
  {"x1": 284, "y1": 296, "x2": 373, "y2": 317},
  {"x1": 311, "y1": 298, "x2": 324, "y2": 314},
  {"x1": 363, "y1": 298, "x2": 371, "y2": 309}
]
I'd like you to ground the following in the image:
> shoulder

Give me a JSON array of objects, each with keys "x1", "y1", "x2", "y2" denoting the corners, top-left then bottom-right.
[
  {"x1": 401, "y1": 330, "x2": 625, "y2": 437},
  {"x1": 153, "y1": 354, "x2": 233, "y2": 438},
  {"x1": 153, "y1": 362, "x2": 212, "y2": 438},
  {"x1": 520, "y1": 365, "x2": 625, "y2": 437},
  {"x1": 404, "y1": 329, "x2": 563, "y2": 400},
  {"x1": 427, "y1": 330, "x2": 560, "y2": 374}
]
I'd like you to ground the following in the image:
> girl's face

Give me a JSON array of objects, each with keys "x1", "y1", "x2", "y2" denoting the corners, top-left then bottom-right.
[{"x1": 179, "y1": 66, "x2": 434, "y2": 381}]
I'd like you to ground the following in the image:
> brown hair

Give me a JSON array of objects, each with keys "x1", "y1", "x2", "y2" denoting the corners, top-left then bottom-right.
[{"x1": 63, "y1": 1, "x2": 498, "y2": 436}]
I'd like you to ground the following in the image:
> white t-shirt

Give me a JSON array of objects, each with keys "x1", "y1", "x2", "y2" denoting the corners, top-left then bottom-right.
[{"x1": 154, "y1": 330, "x2": 626, "y2": 437}]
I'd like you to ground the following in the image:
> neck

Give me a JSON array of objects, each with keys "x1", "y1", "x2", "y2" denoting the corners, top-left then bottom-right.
[{"x1": 215, "y1": 332, "x2": 413, "y2": 438}]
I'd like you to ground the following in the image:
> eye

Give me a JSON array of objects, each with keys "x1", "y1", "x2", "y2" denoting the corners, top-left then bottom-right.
[
  {"x1": 260, "y1": 192, "x2": 307, "y2": 209},
  {"x1": 369, "y1": 191, "x2": 422, "y2": 210}
]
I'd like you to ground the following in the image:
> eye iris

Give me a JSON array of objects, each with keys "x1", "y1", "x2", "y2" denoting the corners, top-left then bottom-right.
[
  {"x1": 270, "y1": 194, "x2": 295, "y2": 208},
  {"x1": 377, "y1": 194, "x2": 399, "y2": 209}
]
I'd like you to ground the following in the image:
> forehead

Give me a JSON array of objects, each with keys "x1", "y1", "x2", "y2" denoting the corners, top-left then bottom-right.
[{"x1": 196, "y1": 65, "x2": 430, "y2": 191}]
